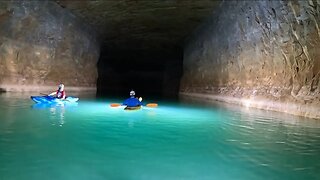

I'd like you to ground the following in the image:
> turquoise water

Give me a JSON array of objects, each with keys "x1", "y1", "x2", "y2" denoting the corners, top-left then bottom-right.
[{"x1": 0, "y1": 93, "x2": 320, "y2": 180}]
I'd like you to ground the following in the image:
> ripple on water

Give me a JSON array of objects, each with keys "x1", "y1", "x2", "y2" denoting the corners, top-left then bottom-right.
[{"x1": 0, "y1": 95, "x2": 320, "y2": 179}]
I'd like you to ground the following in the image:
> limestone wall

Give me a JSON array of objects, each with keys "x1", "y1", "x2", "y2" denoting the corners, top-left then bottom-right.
[
  {"x1": 181, "y1": 0, "x2": 320, "y2": 119},
  {"x1": 0, "y1": 1, "x2": 99, "y2": 92}
]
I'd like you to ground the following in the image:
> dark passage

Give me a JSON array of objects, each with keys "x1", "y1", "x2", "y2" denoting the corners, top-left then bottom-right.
[
  {"x1": 46, "y1": 1, "x2": 220, "y2": 100},
  {"x1": 97, "y1": 48, "x2": 183, "y2": 99}
]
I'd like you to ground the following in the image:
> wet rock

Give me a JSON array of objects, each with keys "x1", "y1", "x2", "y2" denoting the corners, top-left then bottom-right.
[
  {"x1": 0, "y1": 1, "x2": 99, "y2": 91},
  {"x1": 181, "y1": 0, "x2": 320, "y2": 118}
]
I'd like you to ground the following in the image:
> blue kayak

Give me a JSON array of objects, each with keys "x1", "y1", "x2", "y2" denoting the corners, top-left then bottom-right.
[{"x1": 31, "y1": 96, "x2": 79, "y2": 104}]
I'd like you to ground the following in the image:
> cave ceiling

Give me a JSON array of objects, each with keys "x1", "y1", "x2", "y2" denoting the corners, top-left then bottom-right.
[{"x1": 54, "y1": 0, "x2": 220, "y2": 54}]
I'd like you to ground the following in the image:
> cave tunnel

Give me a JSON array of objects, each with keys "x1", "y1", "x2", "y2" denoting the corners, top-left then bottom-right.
[
  {"x1": 1, "y1": 1, "x2": 320, "y2": 179},
  {"x1": 51, "y1": 0, "x2": 219, "y2": 99},
  {"x1": 0, "y1": 0, "x2": 320, "y2": 118}
]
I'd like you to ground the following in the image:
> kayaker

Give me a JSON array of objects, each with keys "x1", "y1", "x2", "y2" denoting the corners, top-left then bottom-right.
[
  {"x1": 122, "y1": 90, "x2": 142, "y2": 107},
  {"x1": 49, "y1": 83, "x2": 66, "y2": 99}
]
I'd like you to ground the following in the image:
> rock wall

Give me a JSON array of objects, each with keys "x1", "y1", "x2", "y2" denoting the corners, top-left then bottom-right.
[
  {"x1": 0, "y1": 1, "x2": 99, "y2": 92},
  {"x1": 181, "y1": 0, "x2": 320, "y2": 119}
]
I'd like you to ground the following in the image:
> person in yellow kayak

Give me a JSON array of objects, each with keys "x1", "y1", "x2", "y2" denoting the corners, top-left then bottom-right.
[
  {"x1": 49, "y1": 83, "x2": 66, "y2": 99},
  {"x1": 122, "y1": 90, "x2": 142, "y2": 107}
]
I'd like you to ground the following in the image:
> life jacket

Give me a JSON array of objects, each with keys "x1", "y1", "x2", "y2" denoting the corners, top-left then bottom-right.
[
  {"x1": 56, "y1": 90, "x2": 65, "y2": 99},
  {"x1": 123, "y1": 97, "x2": 142, "y2": 107}
]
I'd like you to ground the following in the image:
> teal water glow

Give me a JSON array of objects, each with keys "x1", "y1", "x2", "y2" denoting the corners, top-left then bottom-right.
[{"x1": 0, "y1": 93, "x2": 320, "y2": 180}]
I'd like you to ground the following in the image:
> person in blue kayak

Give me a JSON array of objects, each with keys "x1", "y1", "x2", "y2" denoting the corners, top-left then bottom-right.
[
  {"x1": 122, "y1": 90, "x2": 142, "y2": 107},
  {"x1": 49, "y1": 83, "x2": 66, "y2": 99}
]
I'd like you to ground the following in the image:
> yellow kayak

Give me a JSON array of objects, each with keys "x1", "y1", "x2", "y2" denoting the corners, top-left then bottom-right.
[{"x1": 124, "y1": 106, "x2": 141, "y2": 110}]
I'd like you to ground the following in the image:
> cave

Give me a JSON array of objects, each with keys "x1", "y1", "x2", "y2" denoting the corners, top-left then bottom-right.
[
  {"x1": 1, "y1": 1, "x2": 320, "y2": 179},
  {"x1": 1, "y1": 0, "x2": 320, "y2": 117}
]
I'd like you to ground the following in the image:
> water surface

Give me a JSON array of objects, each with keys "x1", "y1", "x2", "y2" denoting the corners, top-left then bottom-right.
[{"x1": 0, "y1": 93, "x2": 320, "y2": 180}]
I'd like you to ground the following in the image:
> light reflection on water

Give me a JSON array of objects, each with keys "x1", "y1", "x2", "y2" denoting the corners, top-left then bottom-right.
[{"x1": 0, "y1": 92, "x2": 320, "y2": 180}]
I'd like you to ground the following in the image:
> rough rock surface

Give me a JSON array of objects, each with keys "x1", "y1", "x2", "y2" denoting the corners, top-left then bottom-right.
[
  {"x1": 0, "y1": 1, "x2": 99, "y2": 92},
  {"x1": 180, "y1": 0, "x2": 320, "y2": 119},
  {"x1": 54, "y1": 0, "x2": 219, "y2": 53}
]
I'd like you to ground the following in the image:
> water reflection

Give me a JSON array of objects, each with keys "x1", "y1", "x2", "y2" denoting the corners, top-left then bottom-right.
[
  {"x1": 50, "y1": 105, "x2": 65, "y2": 126},
  {"x1": 181, "y1": 97, "x2": 320, "y2": 127},
  {"x1": 32, "y1": 103, "x2": 78, "y2": 126}
]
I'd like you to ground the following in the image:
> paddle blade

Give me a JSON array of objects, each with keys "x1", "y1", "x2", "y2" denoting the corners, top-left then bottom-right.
[
  {"x1": 110, "y1": 103, "x2": 121, "y2": 107},
  {"x1": 146, "y1": 103, "x2": 158, "y2": 108}
]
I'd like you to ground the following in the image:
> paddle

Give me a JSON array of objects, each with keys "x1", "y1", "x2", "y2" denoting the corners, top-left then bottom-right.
[
  {"x1": 39, "y1": 93, "x2": 72, "y2": 102},
  {"x1": 110, "y1": 96, "x2": 158, "y2": 108},
  {"x1": 110, "y1": 103, "x2": 122, "y2": 107},
  {"x1": 146, "y1": 103, "x2": 158, "y2": 107},
  {"x1": 110, "y1": 103, "x2": 158, "y2": 108}
]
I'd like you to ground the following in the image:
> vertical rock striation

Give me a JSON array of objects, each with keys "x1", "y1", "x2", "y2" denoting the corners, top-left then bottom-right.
[
  {"x1": 181, "y1": 0, "x2": 320, "y2": 118},
  {"x1": 0, "y1": 1, "x2": 99, "y2": 92}
]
